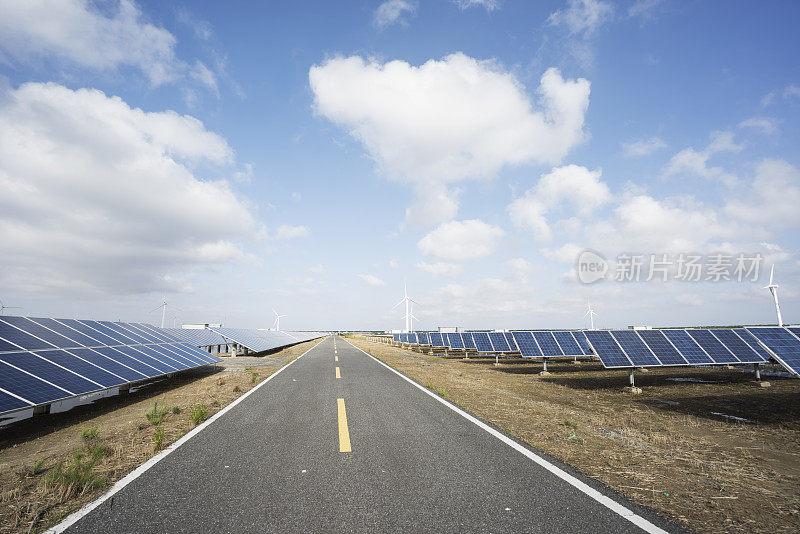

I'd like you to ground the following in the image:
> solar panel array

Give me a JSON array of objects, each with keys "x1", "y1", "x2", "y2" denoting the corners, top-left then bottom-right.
[
  {"x1": 392, "y1": 330, "x2": 591, "y2": 357},
  {"x1": 163, "y1": 328, "x2": 230, "y2": 347},
  {"x1": 584, "y1": 328, "x2": 771, "y2": 369},
  {"x1": 208, "y1": 328, "x2": 325, "y2": 354},
  {"x1": 0, "y1": 316, "x2": 221, "y2": 416},
  {"x1": 747, "y1": 327, "x2": 800, "y2": 377}
]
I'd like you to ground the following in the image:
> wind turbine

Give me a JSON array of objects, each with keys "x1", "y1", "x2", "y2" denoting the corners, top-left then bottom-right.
[
  {"x1": 764, "y1": 265, "x2": 783, "y2": 326},
  {"x1": 584, "y1": 299, "x2": 598, "y2": 330},
  {"x1": 150, "y1": 295, "x2": 181, "y2": 328},
  {"x1": 0, "y1": 299, "x2": 21, "y2": 316},
  {"x1": 391, "y1": 280, "x2": 416, "y2": 332},
  {"x1": 272, "y1": 309, "x2": 287, "y2": 330},
  {"x1": 409, "y1": 301, "x2": 419, "y2": 332}
]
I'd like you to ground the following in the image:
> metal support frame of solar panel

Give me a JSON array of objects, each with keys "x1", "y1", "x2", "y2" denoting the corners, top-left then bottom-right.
[
  {"x1": 745, "y1": 327, "x2": 800, "y2": 377},
  {"x1": 208, "y1": 328, "x2": 324, "y2": 354},
  {"x1": 0, "y1": 316, "x2": 221, "y2": 417},
  {"x1": 583, "y1": 328, "x2": 769, "y2": 370}
]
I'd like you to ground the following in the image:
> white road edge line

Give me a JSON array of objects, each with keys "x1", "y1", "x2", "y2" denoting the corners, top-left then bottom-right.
[
  {"x1": 343, "y1": 337, "x2": 670, "y2": 534},
  {"x1": 47, "y1": 336, "x2": 329, "y2": 534}
]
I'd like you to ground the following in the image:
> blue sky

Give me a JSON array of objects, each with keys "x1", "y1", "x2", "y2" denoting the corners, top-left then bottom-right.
[{"x1": 0, "y1": 0, "x2": 799, "y2": 331}]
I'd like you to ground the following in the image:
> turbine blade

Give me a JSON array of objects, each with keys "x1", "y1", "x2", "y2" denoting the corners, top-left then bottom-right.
[
  {"x1": 391, "y1": 298, "x2": 405, "y2": 310},
  {"x1": 769, "y1": 265, "x2": 774, "y2": 285},
  {"x1": 149, "y1": 304, "x2": 163, "y2": 313}
]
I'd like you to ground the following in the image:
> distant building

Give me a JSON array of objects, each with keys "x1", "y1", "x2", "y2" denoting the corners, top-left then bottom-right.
[
  {"x1": 438, "y1": 326, "x2": 458, "y2": 333},
  {"x1": 182, "y1": 323, "x2": 221, "y2": 329}
]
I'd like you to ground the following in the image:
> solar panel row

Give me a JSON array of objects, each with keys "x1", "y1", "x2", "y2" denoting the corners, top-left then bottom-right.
[
  {"x1": 0, "y1": 317, "x2": 221, "y2": 416},
  {"x1": 585, "y1": 328, "x2": 773, "y2": 369},
  {"x1": 393, "y1": 331, "x2": 591, "y2": 357},
  {"x1": 207, "y1": 328, "x2": 325, "y2": 354}
]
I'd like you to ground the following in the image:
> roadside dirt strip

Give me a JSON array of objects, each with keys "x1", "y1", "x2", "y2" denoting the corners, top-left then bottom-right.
[{"x1": 44, "y1": 335, "x2": 677, "y2": 533}]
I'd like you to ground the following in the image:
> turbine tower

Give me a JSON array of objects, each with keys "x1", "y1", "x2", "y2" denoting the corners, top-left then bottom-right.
[
  {"x1": 272, "y1": 309, "x2": 287, "y2": 330},
  {"x1": 0, "y1": 299, "x2": 21, "y2": 316},
  {"x1": 392, "y1": 280, "x2": 416, "y2": 332},
  {"x1": 764, "y1": 265, "x2": 783, "y2": 326},
  {"x1": 150, "y1": 295, "x2": 181, "y2": 328},
  {"x1": 584, "y1": 299, "x2": 598, "y2": 330}
]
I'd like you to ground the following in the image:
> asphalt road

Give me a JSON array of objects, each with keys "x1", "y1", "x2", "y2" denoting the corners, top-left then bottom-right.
[{"x1": 61, "y1": 336, "x2": 678, "y2": 533}]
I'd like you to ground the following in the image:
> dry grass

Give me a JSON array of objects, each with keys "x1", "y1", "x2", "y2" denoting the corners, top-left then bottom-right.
[
  {"x1": 0, "y1": 338, "x2": 320, "y2": 533},
  {"x1": 350, "y1": 337, "x2": 800, "y2": 534}
]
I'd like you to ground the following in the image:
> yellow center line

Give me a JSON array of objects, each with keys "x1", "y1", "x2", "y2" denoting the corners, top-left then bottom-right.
[
  {"x1": 335, "y1": 366, "x2": 341, "y2": 379},
  {"x1": 337, "y1": 398, "x2": 351, "y2": 452},
  {"x1": 335, "y1": 355, "x2": 338, "y2": 362}
]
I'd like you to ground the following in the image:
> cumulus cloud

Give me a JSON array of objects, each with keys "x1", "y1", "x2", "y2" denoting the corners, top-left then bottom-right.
[
  {"x1": 417, "y1": 261, "x2": 464, "y2": 276},
  {"x1": 0, "y1": 82, "x2": 253, "y2": 295},
  {"x1": 0, "y1": 0, "x2": 181, "y2": 86},
  {"x1": 417, "y1": 219, "x2": 503, "y2": 261},
  {"x1": 373, "y1": 0, "x2": 416, "y2": 29},
  {"x1": 663, "y1": 131, "x2": 742, "y2": 184},
  {"x1": 508, "y1": 164, "x2": 610, "y2": 241},
  {"x1": 723, "y1": 159, "x2": 800, "y2": 228},
  {"x1": 621, "y1": 136, "x2": 666, "y2": 157},
  {"x1": 358, "y1": 274, "x2": 386, "y2": 286},
  {"x1": 310, "y1": 53, "x2": 590, "y2": 225}
]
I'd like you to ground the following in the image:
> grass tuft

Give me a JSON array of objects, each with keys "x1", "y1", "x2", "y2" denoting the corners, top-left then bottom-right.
[
  {"x1": 251, "y1": 372, "x2": 259, "y2": 384},
  {"x1": 172, "y1": 406, "x2": 182, "y2": 415},
  {"x1": 153, "y1": 426, "x2": 165, "y2": 452},
  {"x1": 190, "y1": 404, "x2": 208, "y2": 426},
  {"x1": 45, "y1": 446, "x2": 106, "y2": 498},
  {"x1": 29, "y1": 458, "x2": 46, "y2": 476},
  {"x1": 562, "y1": 419, "x2": 579, "y2": 429},
  {"x1": 146, "y1": 401, "x2": 169, "y2": 426}
]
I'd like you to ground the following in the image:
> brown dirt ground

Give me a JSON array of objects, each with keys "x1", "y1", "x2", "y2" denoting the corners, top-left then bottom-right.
[
  {"x1": 0, "y1": 338, "x2": 321, "y2": 534},
  {"x1": 348, "y1": 337, "x2": 800, "y2": 534}
]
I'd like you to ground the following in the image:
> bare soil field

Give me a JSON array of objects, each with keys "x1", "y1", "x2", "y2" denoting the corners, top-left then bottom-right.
[
  {"x1": 349, "y1": 337, "x2": 800, "y2": 534},
  {"x1": 0, "y1": 338, "x2": 321, "y2": 534}
]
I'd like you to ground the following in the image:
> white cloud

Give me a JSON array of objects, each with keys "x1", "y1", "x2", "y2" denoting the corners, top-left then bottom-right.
[
  {"x1": 0, "y1": 82, "x2": 252, "y2": 295},
  {"x1": 310, "y1": 53, "x2": 590, "y2": 225},
  {"x1": 309, "y1": 264, "x2": 325, "y2": 274},
  {"x1": 190, "y1": 60, "x2": 219, "y2": 95},
  {"x1": 418, "y1": 219, "x2": 503, "y2": 261},
  {"x1": 417, "y1": 261, "x2": 464, "y2": 276},
  {"x1": 373, "y1": 0, "x2": 416, "y2": 29},
  {"x1": 454, "y1": 0, "x2": 499, "y2": 10},
  {"x1": 784, "y1": 85, "x2": 800, "y2": 99},
  {"x1": 232, "y1": 163, "x2": 254, "y2": 184},
  {"x1": 540, "y1": 243, "x2": 583, "y2": 263},
  {"x1": 508, "y1": 164, "x2": 610, "y2": 241},
  {"x1": 621, "y1": 136, "x2": 666, "y2": 157},
  {"x1": 723, "y1": 159, "x2": 800, "y2": 228},
  {"x1": 0, "y1": 0, "x2": 180, "y2": 86},
  {"x1": 738, "y1": 117, "x2": 778, "y2": 135},
  {"x1": 663, "y1": 131, "x2": 742, "y2": 184},
  {"x1": 548, "y1": 0, "x2": 613, "y2": 37},
  {"x1": 272, "y1": 225, "x2": 310, "y2": 240},
  {"x1": 358, "y1": 274, "x2": 386, "y2": 286}
]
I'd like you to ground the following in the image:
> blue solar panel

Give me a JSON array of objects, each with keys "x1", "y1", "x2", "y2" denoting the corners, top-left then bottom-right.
[
  {"x1": 461, "y1": 333, "x2": 475, "y2": 349},
  {"x1": 504, "y1": 332, "x2": 518, "y2": 351},
  {"x1": 637, "y1": 329, "x2": 688, "y2": 366},
  {"x1": 100, "y1": 321, "x2": 148, "y2": 344},
  {"x1": 0, "y1": 390, "x2": 31, "y2": 413},
  {"x1": 0, "y1": 317, "x2": 78, "y2": 348},
  {"x1": 661, "y1": 330, "x2": 714, "y2": 364},
  {"x1": 687, "y1": 330, "x2": 739, "y2": 364},
  {"x1": 573, "y1": 331, "x2": 592, "y2": 355},
  {"x1": 0, "y1": 360, "x2": 71, "y2": 404},
  {"x1": 0, "y1": 319, "x2": 55, "y2": 351},
  {"x1": 114, "y1": 346, "x2": 174, "y2": 374},
  {"x1": 532, "y1": 331, "x2": 562, "y2": 357},
  {"x1": 488, "y1": 332, "x2": 510, "y2": 352},
  {"x1": 511, "y1": 331, "x2": 541, "y2": 358},
  {"x1": 57, "y1": 319, "x2": 118, "y2": 346},
  {"x1": 68, "y1": 348, "x2": 146, "y2": 381},
  {"x1": 712, "y1": 329, "x2": 766, "y2": 363},
  {"x1": 429, "y1": 333, "x2": 446, "y2": 347},
  {"x1": 35, "y1": 350, "x2": 125, "y2": 388},
  {"x1": 0, "y1": 352, "x2": 100, "y2": 394},
  {"x1": 552, "y1": 331, "x2": 581, "y2": 356},
  {"x1": 392, "y1": 334, "x2": 400, "y2": 342},
  {"x1": 747, "y1": 328, "x2": 800, "y2": 377},
  {"x1": 584, "y1": 331, "x2": 632, "y2": 368},
  {"x1": 117, "y1": 323, "x2": 161, "y2": 343},
  {"x1": 610, "y1": 330, "x2": 661, "y2": 366},
  {"x1": 734, "y1": 329, "x2": 773, "y2": 362},
  {"x1": 79, "y1": 321, "x2": 129, "y2": 344},
  {"x1": 472, "y1": 332, "x2": 493, "y2": 352},
  {"x1": 147, "y1": 345, "x2": 193, "y2": 369},
  {"x1": 30, "y1": 318, "x2": 98, "y2": 347},
  {"x1": 446, "y1": 333, "x2": 464, "y2": 349}
]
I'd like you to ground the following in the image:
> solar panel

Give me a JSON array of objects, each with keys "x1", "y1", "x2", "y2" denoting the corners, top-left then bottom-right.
[
  {"x1": 0, "y1": 316, "x2": 221, "y2": 417},
  {"x1": 584, "y1": 331, "x2": 632, "y2": 368},
  {"x1": 531, "y1": 331, "x2": 562, "y2": 357},
  {"x1": 746, "y1": 328, "x2": 800, "y2": 377},
  {"x1": 471, "y1": 332, "x2": 493, "y2": 352},
  {"x1": 610, "y1": 330, "x2": 661, "y2": 367},
  {"x1": 163, "y1": 328, "x2": 229, "y2": 348},
  {"x1": 209, "y1": 328, "x2": 323, "y2": 353},
  {"x1": 418, "y1": 333, "x2": 430, "y2": 344},
  {"x1": 429, "y1": 333, "x2": 446, "y2": 347},
  {"x1": 552, "y1": 331, "x2": 581, "y2": 356},
  {"x1": 488, "y1": 332, "x2": 511, "y2": 352},
  {"x1": 661, "y1": 330, "x2": 714, "y2": 364},
  {"x1": 711, "y1": 329, "x2": 766, "y2": 363},
  {"x1": 392, "y1": 334, "x2": 400, "y2": 342},
  {"x1": 686, "y1": 329, "x2": 739, "y2": 364},
  {"x1": 511, "y1": 331, "x2": 542, "y2": 358},
  {"x1": 461, "y1": 333, "x2": 475, "y2": 349},
  {"x1": 504, "y1": 332, "x2": 518, "y2": 351},
  {"x1": 733, "y1": 329, "x2": 773, "y2": 361},
  {"x1": 446, "y1": 333, "x2": 464, "y2": 349},
  {"x1": 637, "y1": 329, "x2": 688, "y2": 366},
  {"x1": 573, "y1": 331, "x2": 592, "y2": 355}
]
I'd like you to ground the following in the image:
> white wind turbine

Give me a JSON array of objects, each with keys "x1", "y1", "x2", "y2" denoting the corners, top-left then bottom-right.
[
  {"x1": 409, "y1": 301, "x2": 419, "y2": 332},
  {"x1": 0, "y1": 298, "x2": 21, "y2": 316},
  {"x1": 272, "y1": 309, "x2": 287, "y2": 330},
  {"x1": 764, "y1": 265, "x2": 783, "y2": 327},
  {"x1": 584, "y1": 299, "x2": 598, "y2": 330},
  {"x1": 391, "y1": 280, "x2": 416, "y2": 332},
  {"x1": 150, "y1": 295, "x2": 181, "y2": 328}
]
